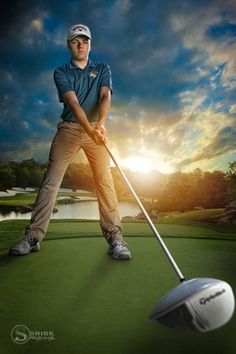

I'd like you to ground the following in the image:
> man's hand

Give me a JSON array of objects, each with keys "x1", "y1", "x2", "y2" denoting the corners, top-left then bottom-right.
[
  {"x1": 87, "y1": 124, "x2": 106, "y2": 145},
  {"x1": 94, "y1": 124, "x2": 107, "y2": 144}
]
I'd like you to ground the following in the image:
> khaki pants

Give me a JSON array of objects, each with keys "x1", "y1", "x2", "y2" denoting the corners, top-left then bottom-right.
[{"x1": 25, "y1": 121, "x2": 123, "y2": 244}]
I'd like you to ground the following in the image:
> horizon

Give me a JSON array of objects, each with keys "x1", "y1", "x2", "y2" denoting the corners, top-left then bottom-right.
[
  {"x1": 1, "y1": 156, "x2": 234, "y2": 176},
  {"x1": 1, "y1": 0, "x2": 236, "y2": 173}
]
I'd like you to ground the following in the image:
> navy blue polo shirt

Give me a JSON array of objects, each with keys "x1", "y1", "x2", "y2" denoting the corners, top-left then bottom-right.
[{"x1": 53, "y1": 59, "x2": 112, "y2": 122}]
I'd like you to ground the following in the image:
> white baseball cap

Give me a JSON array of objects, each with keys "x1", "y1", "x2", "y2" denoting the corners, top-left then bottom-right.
[{"x1": 67, "y1": 24, "x2": 92, "y2": 41}]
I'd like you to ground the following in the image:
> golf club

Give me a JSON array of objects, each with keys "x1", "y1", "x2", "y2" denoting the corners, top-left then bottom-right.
[{"x1": 104, "y1": 141, "x2": 235, "y2": 332}]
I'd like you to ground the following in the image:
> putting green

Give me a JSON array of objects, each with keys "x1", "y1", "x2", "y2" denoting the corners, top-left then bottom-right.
[{"x1": 0, "y1": 221, "x2": 235, "y2": 354}]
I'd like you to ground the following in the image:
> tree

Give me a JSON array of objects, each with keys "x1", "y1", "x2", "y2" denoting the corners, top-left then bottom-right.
[
  {"x1": 0, "y1": 165, "x2": 16, "y2": 190},
  {"x1": 11, "y1": 159, "x2": 45, "y2": 188},
  {"x1": 225, "y1": 161, "x2": 236, "y2": 201},
  {"x1": 62, "y1": 163, "x2": 95, "y2": 191},
  {"x1": 196, "y1": 171, "x2": 227, "y2": 208}
]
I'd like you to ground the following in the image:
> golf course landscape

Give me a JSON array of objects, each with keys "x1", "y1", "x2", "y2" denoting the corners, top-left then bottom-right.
[
  {"x1": 0, "y1": 208, "x2": 235, "y2": 354},
  {"x1": 2, "y1": 0, "x2": 236, "y2": 351}
]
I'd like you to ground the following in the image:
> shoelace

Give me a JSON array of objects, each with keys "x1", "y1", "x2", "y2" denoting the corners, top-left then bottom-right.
[
  {"x1": 24, "y1": 235, "x2": 37, "y2": 246},
  {"x1": 112, "y1": 240, "x2": 128, "y2": 248}
]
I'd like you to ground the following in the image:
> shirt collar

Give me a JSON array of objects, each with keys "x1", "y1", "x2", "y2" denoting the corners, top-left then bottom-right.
[{"x1": 68, "y1": 58, "x2": 96, "y2": 70}]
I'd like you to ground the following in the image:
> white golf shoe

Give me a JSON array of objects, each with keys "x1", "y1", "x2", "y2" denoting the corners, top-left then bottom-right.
[{"x1": 108, "y1": 240, "x2": 131, "y2": 260}]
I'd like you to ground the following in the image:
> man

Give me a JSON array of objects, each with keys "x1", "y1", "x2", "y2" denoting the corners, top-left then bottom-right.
[{"x1": 9, "y1": 24, "x2": 131, "y2": 260}]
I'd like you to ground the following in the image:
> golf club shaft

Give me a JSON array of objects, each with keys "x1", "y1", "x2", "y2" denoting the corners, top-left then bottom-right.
[{"x1": 104, "y1": 142, "x2": 185, "y2": 282}]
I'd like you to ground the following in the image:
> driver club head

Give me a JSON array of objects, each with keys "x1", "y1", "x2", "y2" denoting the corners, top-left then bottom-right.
[{"x1": 150, "y1": 278, "x2": 235, "y2": 332}]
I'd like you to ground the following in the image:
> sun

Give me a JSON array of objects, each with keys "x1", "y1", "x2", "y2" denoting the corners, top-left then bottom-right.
[
  {"x1": 108, "y1": 146, "x2": 174, "y2": 174},
  {"x1": 121, "y1": 156, "x2": 153, "y2": 174},
  {"x1": 119, "y1": 152, "x2": 173, "y2": 174}
]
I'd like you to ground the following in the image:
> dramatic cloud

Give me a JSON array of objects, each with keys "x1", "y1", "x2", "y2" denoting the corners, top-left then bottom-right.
[
  {"x1": 0, "y1": 0, "x2": 236, "y2": 173},
  {"x1": 176, "y1": 126, "x2": 236, "y2": 169}
]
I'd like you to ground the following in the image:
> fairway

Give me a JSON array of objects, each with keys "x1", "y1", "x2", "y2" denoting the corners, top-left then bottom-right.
[{"x1": 0, "y1": 220, "x2": 235, "y2": 354}]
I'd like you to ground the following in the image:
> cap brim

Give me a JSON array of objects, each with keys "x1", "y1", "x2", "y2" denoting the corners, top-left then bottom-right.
[{"x1": 68, "y1": 33, "x2": 91, "y2": 41}]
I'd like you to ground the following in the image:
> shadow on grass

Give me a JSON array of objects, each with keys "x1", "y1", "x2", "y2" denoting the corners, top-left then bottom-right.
[{"x1": 0, "y1": 249, "x2": 21, "y2": 268}]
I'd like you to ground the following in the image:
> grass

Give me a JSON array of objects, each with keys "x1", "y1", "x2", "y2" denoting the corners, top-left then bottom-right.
[
  {"x1": 1, "y1": 215, "x2": 236, "y2": 253},
  {"x1": 0, "y1": 209, "x2": 235, "y2": 354},
  {"x1": 0, "y1": 191, "x2": 97, "y2": 207},
  {"x1": 0, "y1": 227, "x2": 235, "y2": 354},
  {"x1": 157, "y1": 209, "x2": 225, "y2": 224},
  {"x1": 0, "y1": 192, "x2": 38, "y2": 206}
]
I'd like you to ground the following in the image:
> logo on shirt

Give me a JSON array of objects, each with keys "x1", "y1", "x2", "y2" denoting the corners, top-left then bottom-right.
[{"x1": 89, "y1": 71, "x2": 98, "y2": 78}]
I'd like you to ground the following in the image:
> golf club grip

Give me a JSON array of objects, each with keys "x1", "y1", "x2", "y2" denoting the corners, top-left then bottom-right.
[{"x1": 104, "y1": 142, "x2": 185, "y2": 282}]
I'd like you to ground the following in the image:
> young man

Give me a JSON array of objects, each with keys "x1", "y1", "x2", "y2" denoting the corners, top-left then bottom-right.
[{"x1": 9, "y1": 24, "x2": 131, "y2": 260}]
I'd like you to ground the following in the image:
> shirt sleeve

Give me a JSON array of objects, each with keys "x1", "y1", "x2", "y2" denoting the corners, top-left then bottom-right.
[
  {"x1": 100, "y1": 64, "x2": 113, "y2": 94},
  {"x1": 53, "y1": 68, "x2": 73, "y2": 102}
]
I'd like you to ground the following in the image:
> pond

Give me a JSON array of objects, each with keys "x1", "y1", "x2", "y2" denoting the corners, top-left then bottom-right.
[{"x1": 0, "y1": 188, "x2": 140, "y2": 221}]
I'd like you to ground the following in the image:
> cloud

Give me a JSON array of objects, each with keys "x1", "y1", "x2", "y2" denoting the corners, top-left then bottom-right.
[
  {"x1": 0, "y1": 66, "x2": 59, "y2": 163},
  {"x1": 172, "y1": 85, "x2": 235, "y2": 170},
  {"x1": 30, "y1": 18, "x2": 43, "y2": 32},
  {"x1": 115, "y1": 0, "x2": 132, "y2": 13},
  {"x1": 106, "y1": 104, "x2": 188, "y2": 173},
  {"x1": 176, "y1": 126, "x2": 236, "y2": 170},
  {"x1": 0, "y1": 139, "x2": 53, "y2": 162},
  {"x1": 0, "y1": 0, "x2": 236, "y2": 174},
  {"x1": 229, "y1": 104, "x2": 236, "y2": 114},
  {"x1": 169, "y1": 1, "x2": 236, "y2": 89}
]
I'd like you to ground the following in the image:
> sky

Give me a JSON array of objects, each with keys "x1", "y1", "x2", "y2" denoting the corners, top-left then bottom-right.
[{"x1": 1, "y1": 0, "x2": 236, "y2": 174}]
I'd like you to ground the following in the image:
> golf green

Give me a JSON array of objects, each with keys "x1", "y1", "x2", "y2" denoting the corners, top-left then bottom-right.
[{"x1": 0, "y1": 221, "x2": 235, "y2": 354}]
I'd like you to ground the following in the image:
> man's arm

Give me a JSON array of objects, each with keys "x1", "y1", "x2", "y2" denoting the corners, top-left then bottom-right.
[
  {"x1": 94, "y1": 86, "x2": 111, "y2": 141},
  {"x1": 62, "y1": 91, "x2": 99, "y2": 143},
  {"x1": 96, "y1": 86, "x2": 111, "y2": 128}
]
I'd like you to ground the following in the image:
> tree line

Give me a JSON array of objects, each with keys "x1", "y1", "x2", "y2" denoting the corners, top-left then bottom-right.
[{"x1": 1, "y1": 159, "x2": 236, "y2": 212}]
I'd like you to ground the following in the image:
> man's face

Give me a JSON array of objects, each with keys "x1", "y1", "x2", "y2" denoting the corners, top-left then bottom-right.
[{"x1": 67, "y1": 35, "x2": 91, "y2": 61}]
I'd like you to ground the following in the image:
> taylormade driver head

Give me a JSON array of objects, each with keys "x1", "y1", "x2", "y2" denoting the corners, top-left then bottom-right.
[{"x1": 150, "y1": 278, "x2": 235, "y2": 332}]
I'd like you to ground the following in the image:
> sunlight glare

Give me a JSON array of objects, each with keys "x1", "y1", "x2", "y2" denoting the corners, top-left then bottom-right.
[{"x1": 121, "y1": 154, "x2": 173, "y2": 174}]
